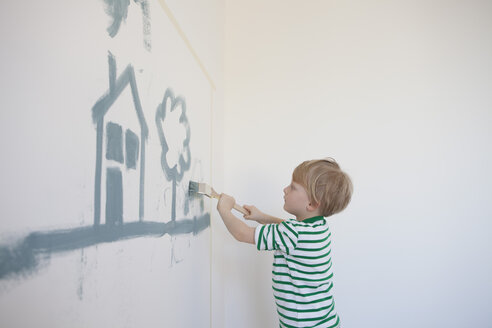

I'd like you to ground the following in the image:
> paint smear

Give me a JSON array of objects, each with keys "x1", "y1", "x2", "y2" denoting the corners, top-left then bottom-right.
[{"x1": 0, "y1": 214, "x2": 210, "y2": 281}]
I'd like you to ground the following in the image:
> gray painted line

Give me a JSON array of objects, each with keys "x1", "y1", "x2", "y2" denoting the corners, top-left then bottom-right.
[
  {"x1": 103, "y1": 0, "x2": 152, "y2": 51},
  {"x1": 134, "y1": 0, "x2": 152, "y2": 51},
  {"x1": 103, "y1": 0, "x2": 130, "y2": 38},
  {"x1": 0, "y1": 213, "x2": 210, "y2": 280},
  {"x1": 94, "y1": 120, "x2": 104, "y2": 226}
]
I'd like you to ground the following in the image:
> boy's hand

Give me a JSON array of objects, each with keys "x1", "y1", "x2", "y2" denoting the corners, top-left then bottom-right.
[
  {"x1": 217, "y1": 193, "x2": 236, "y2": 213},
  {"x1": 243, "y1": 205, "x2": 265, "y2": 223}
]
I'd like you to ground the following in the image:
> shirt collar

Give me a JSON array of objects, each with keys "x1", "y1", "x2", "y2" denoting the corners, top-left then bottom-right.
[{"x1": 301, "y1": 216, "x2": 325, "y2": 224}]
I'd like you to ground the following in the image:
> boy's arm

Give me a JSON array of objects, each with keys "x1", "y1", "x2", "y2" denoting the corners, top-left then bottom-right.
[
  {"x1": 243, "y1": 205, "x2": 284, "y2": 225},
  {"x1": 260, "y1": 214, "x2": 284, "y2": 225},
  {"x1": 217, "y1": 194, "x2": 255, "y2": 244}
]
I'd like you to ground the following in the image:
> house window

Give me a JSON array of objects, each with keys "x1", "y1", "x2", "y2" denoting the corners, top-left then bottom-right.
[
  {"x1": 106, "y1": 122, "x2": 124, "y2": 163},
  {"x1": 125, "y1": 129, "x2": 139, "y2": 170}
]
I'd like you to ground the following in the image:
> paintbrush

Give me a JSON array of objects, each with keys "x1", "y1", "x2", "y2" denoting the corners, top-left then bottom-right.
[{"x1": 188, "y1": 181, "x2": 249, "y2": 215}]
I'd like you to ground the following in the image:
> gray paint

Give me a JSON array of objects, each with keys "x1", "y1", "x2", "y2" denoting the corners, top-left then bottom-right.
[
  {"x1": 77, "y1": 249, "x2": 86, "y2": 300},
  {"x1": 106, "y1": 167, "x2": 123, "y2": 224},
  {"x1": 94, "y1": 120, "x2": 104, "y2": 226},
  {"x1": 103, "y1": 0, "x2": 130, "y2": 38},
  {"x1": 0, "y1": 214, "x2": 210, "y2": 280},
  {"x1": 103, "y1": 0, "x2": 151, "y2": 51},
  {"x1": 134, "y1": 0, "x2": 151, "y2": 51},
  {"x1": 0, "y1": 237, "x2": 38, "y2": 280},
  {"x1": 139, "y1": 133, "x2": 145, "y2": 220},
  {"x1": 106, "y1": 122, "x2": 124, "y2": 163},
  {"x1": 125, "y1": 129, "x2": 139, "y2": 169},
  {"x1": 92, "y1": 52, "x2": 148, "y2": 224},
  {"x1": 155, "y1": 88, "x2": 191, "y2": 221},
  {"x1": 171, "y1": 180, "x2": 177, "y2": 221}
]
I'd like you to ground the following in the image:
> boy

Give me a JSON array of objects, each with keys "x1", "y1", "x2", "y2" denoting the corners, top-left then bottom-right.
[{"x1": 217, "y1": 158, "x2": 353, "y2": 328}]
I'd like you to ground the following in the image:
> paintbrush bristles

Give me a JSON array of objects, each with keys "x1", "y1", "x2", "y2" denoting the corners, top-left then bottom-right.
[
  {"x1": 188, "y1": 181, "x2": 199, "y2": 195},
  {"x1": 188, "y1": 180, "x2": 213, "y2": 197},
  {"x1": 188, "y1": 181, "x2": 246, "y2": 214}
]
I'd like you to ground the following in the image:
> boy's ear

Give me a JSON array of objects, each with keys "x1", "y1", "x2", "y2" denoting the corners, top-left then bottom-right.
[{"x1": 306, "y1": 202, "x2": 320, "y2": 212}]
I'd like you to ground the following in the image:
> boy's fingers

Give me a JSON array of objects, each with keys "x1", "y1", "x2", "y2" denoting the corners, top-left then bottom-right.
[{"x1": 244, "y1": 205, "x2": 256, "y2": 212}]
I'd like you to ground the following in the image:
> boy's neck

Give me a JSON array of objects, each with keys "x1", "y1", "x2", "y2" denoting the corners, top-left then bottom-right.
[{"x1": 295, "y1": 210, "x2": 323, "y2": 221}]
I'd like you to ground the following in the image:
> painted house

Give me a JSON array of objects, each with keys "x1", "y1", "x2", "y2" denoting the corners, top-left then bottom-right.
[{"x1": 91, "y1": 53, "x2": 148, "y2": 226}]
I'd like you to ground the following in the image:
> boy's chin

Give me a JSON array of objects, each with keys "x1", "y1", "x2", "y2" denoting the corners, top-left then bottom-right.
[{"x1": 283, "y1": 205, "x2": 294, "y2": 216}]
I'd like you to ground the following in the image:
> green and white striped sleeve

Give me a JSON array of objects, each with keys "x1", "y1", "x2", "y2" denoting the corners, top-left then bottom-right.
[{"x1": 254, "y1": 221, "x2": 299, "y2": 255}]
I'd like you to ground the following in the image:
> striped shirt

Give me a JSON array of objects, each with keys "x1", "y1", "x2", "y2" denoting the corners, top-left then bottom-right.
[{"x1": 255, "y1": 216, "x2": 340, "y2": 328}]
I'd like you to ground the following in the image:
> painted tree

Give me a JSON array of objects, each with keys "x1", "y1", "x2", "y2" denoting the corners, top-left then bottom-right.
[{"x1": 155, "y1": 88, "x2": 191, "y2": 221}]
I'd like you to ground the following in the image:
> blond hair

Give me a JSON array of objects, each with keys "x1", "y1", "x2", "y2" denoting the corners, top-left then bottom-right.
[{"x1": 292, "y1": 158, "x2": 353, "y2": 217}]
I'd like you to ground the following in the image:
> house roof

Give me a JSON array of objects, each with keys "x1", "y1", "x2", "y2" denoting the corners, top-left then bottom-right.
[{"x1": 91, "y1": 53, "x2": 149, "y2": 139}]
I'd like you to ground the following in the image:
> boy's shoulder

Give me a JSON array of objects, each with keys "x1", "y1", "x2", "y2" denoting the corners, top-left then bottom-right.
[{"x1": 282, "y1": 217, "x2": 328, "y2": 231}]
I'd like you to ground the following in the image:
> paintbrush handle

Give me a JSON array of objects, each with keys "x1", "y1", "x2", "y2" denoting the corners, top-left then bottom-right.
[
  {"x1": 233, "y1": 203, "x2": 249, "y2": 216},
  {"x1": 211, "y1": 187, "x2": 248, "y2": 215}
]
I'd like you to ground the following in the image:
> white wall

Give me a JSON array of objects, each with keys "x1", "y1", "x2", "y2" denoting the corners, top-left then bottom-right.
[
  {"x1": 223, "y1": 0, "x2": 492, "y2": 327},
  {"x1": 0, "y1": 1, "x2": 227, "y2": 327},
  {"x1": 160, "y1": 1, "x2": 227, "y2": 324}
]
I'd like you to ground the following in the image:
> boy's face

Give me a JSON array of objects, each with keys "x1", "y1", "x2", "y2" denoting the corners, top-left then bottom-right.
[{"x1": 283, "y1": 180, "x2": 311, "y2": 219}]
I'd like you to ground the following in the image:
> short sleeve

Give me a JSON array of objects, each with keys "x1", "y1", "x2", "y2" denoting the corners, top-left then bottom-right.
[{"x1": 254, "y1": 220, "x2": 299, "y2": 254}]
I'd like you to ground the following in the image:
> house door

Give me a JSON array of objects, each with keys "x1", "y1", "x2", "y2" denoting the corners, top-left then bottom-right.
[{"x1": 106, "y1": 167, "x2": 123, "y2": 225}]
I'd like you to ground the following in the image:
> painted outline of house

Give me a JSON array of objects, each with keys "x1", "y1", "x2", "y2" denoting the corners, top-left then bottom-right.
[{"x1": 91, "y1": 52, "x2": 149, "y2": 226}]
